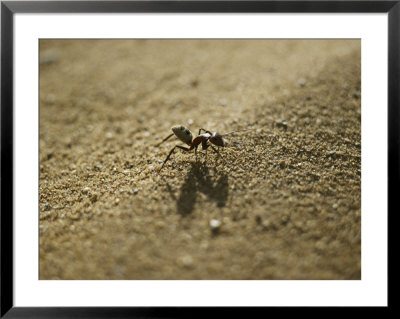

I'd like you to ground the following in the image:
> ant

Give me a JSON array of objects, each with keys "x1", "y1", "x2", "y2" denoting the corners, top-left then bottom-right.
[{"x1": 156, "y1": 125, "x2": 245, "y2": 171}]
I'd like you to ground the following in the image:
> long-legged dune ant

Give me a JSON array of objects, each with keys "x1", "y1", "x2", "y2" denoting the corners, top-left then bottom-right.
[{"x1": 156, "y1": 125, "x2": 248, "y2": 171}]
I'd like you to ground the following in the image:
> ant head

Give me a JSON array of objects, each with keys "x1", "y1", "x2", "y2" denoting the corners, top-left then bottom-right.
[
  {"x1": 172, "y1": 125, "x2": 193, "y2": 144},
  {"x1": 210, "y1": 132, "x2": 224, "y2": 147}
]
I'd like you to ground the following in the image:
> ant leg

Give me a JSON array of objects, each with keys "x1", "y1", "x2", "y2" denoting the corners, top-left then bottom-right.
[
  {"x1": 159, "y1": 145, "x2": 191, "y2": 171},
  {"x1": 201, "y1": 142, "x2": 210, "y2": 163},
  {"x1": 155, "y1": 133, "x2": 174, "y2": 147},
  {"x1": 210, "y1": 145, "x2": 225, "y2": 162},
  {"x1": 199, "y1": 128, "x2": 212, "y2": 135}
]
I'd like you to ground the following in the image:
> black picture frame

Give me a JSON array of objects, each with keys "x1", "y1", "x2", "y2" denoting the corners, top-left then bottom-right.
[{"x1": 1, "y1": 1, "x2": 396, "y2": 317}]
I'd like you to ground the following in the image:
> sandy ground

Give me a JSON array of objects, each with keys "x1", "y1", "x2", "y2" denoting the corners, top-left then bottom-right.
[{"x1": 39, "y1": 39, "x2": 361, "y2": 279}]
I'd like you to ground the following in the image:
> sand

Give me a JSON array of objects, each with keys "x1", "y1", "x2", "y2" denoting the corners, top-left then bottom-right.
[{"x1": 39, "y1": 39, "x2": 361, "y2": 280}]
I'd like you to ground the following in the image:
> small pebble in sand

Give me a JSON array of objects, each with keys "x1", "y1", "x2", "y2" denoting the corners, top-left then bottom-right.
[
  {"x1": 262, "y1": 220, "x2": 271, "y2": 229},
  {"x1": 82, "y1": 187, "x2": 90, "y2": 194},
  {"x1": 133, "y1": 188, "x2": 139, "y2": 194},
  {"x1": 90, "y1": 192, "x2": 98, "y2": 202},
  {"x1": 179, "y1": 255, "x2": 194, "y2": 268},
  {"x1": 124, "y1": 138, "x2": 133, "y2": 146},
  {"x1": 105, "y1": 132, "x2": 113, "y2": 139},
  {"x1": 275, "y1": 119, "x2": 288, "y2": 129},
  {"x1": 209, "y1": 219, "x2": 222, "y2": 233},
  {"x1": 297, "y1": 77, "x2": 306, "y2": 87},
  {"x1": 333, "y1": 203, "x2": 339, "y2": 210}
]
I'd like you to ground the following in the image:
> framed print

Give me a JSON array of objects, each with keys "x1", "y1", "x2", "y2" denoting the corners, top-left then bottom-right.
[{"x1": 1, "y1": 0, "x2": 396, "y2": 317}]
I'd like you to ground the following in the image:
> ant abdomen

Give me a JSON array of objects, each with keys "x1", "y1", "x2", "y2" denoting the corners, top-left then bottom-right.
[{"x1": 171, "y1": 125, "x2": 193, "y2": 144}]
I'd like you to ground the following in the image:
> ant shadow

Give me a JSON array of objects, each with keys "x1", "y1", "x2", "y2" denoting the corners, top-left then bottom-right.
[{"x1": 176, "y1": 162, "x2": 229, "y2": 216}]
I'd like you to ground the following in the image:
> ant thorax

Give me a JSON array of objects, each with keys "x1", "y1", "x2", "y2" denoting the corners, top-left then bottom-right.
[
  {"x1": 171, "y1": 125, "x2": 193, "y2": 144},
  {"x1": 191, "y1": 133, "x2": 211, "y2": 148},
  {"x1": 200, "y1": 133, "x2": 211, "y2": 139}
]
